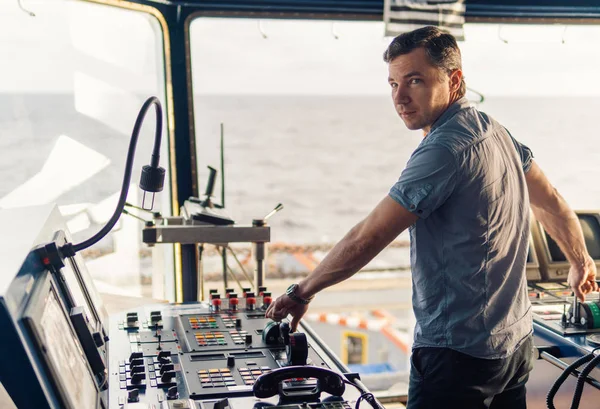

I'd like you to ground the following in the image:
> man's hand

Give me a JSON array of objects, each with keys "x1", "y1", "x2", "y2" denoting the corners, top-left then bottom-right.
[
  {"x1": 568, "y1": 256, "x2": 599, "y2": 301},
  {"x1": 265, "y1": 294, "x2": 308, "y2": 332}
]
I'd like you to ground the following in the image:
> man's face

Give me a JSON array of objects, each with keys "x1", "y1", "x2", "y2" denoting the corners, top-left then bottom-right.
[{"x1": 388, "y1": 47, "x2": 459, "y2": 134}]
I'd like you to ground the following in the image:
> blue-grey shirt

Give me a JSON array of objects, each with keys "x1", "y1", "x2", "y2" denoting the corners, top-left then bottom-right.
[{"x1": 389, "y1": 98, "x2": 534, "y2": 359}]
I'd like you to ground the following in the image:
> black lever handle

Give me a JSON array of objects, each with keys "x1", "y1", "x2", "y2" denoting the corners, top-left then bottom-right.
[{"x1": 204, "y1": 166, "x2": 217, "y2": 198}]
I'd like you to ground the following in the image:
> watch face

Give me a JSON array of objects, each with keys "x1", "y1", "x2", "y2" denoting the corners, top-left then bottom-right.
[{"x1": 286, "y1": 284, "x2": 297, "y2": 295}]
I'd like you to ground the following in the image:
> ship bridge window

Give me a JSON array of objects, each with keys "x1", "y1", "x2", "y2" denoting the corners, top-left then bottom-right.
[{"x1": 0, "y1": 0, "x2": 172, "y2": 301}]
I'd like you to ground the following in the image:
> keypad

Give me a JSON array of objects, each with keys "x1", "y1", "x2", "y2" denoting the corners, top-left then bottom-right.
[
  {"x1": 189, "y1": 316, "x2": 218, "y2": 329},
  {"x1": 198, "y1": 368, "x2": 237, "y2": 388},
  {"x1": 238, "y1": 366, "x2": 271, "y2": 386},
  {"x1": 221, "y1": 315, "x2": 237, "y2": 328},
  {"x1": 195, "y1": 331, "x2": 227, "y2": 346},
  {"x1": 229, "y1": 330, "x2": 249, "y2": 345}
]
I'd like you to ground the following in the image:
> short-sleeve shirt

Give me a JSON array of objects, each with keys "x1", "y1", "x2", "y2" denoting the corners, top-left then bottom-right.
[{"x1": 389, "y1": 98, "x2": 534, "y2": 359}]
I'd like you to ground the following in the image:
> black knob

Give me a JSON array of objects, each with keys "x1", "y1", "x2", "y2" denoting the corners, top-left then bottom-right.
[
  {"x1": 235, "y1": 318, "x2": 242, "y2": 328},
  {"x1": 130, "y1": 358, "x2": 144, "y2": 367},
  {"x1": 161, "y1": 371, "x2": 176, "y2": 382},
  {"x1": 279, "y1": 322, "x2": 290, "y2": 345},
  {"x1": 131, "y1": 365, "x2": 145, "y2": 374},
  {"x1": 245, "y1": 334, "x2": 252, "y2": 344},
  {"x1": 129, "y1": 352, "x2": 143, "y2": 361},
  {"x1": 131, "y1": 372, "x2": 146, "y2": 384},
  {"x1": 166, "y1": 385, "x2": 178, "y2": 400},
  {"x1": 160, "y1": 363, "x2": 175, "y2": 374},
  {"x1": 158, "y1": 350, "x2": 171, "y2": 358},
  {"x1": 227, "y1": 356, "x2": 235, "y2": 367},
  {"x1": 127, "y1": 388, "x2": 140, "y2": 403}
]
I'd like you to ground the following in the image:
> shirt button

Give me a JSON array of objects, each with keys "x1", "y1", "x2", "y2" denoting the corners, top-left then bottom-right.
[{"x1": 410, "y1": 204, "x2": 416, "y2": 210}]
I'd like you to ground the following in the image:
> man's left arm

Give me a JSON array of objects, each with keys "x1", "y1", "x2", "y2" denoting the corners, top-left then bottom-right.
[{"x1": 265, "y1": 196, "x2": 417, "y2": 330}]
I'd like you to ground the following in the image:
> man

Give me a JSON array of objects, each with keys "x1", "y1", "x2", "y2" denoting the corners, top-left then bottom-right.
[{"x1": 265, "y1": 26, "x2": 598, "y2": 408}]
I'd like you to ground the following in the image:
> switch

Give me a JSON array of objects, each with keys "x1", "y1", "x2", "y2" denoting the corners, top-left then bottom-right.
[
  {"x1": 227, "y1": 355, "x2": 235, "y2": 367},
  {"x1": 130, "y1": 358, "x2": 144, "y2": 367},
  {"x1": 235, "y1": 318, "x2": 242, "y2": 328},
  {"x1": 158, "y1": 350, "x2": 171, "y2": 358},
  {"x1": 159, "y1": 363, "x2": 174, "y2": 374},
  {"x1": 129, "y1": 352, "x2": 143, "y2": 361},
  {"x1": 245, "y1": 334, "x2": 253, "y2": 345},
  {"x1": 161, "y1": 371, "x2": 176, "y2": 382},
  {"x1": 127, "y1": 388, "x2": 140, "y2": 402},
  {"x1": 158, "y1": 355, "x2": 171, "y2": 365},
  {"x1": 130, "y1": 365, "x2": 145, "y2": 374},
  {"x1": 131, "y1": 372, "x2": 146, "y2": 384},
  {"x1": 166, "y1": 385, "x2": 179, "y2": 400}
]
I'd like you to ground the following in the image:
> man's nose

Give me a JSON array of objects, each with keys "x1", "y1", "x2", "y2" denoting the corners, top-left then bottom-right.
[{"x1": 394, "y1": 87, "x2": 410, "y2": 105}]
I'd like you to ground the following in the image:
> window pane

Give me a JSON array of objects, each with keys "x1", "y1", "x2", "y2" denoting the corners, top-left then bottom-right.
[{"x1": 0, "y1": 0, "x2": 170, "y2": 298}]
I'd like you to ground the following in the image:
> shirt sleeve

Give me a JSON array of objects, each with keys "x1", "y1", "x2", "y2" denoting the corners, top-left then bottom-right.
[
  {"x1": 388, "y1": 144, "x2": 457, "y2": 219},
  {"x1": 505, "y1": 128, "x2": 534, "y2": 173}
]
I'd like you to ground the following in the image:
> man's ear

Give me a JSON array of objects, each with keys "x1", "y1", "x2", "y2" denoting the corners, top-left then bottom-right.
[{"x1": 449, "y1": 69, "x2": 463, "y2": 93}]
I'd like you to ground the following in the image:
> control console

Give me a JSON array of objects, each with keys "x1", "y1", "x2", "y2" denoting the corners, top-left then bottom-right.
[
  {"x1": 0, "y1": 205, "x2": 375, "y2": 409},
  {"x1": 107, "y1": 289, "x2": 366, "y2": 408}
]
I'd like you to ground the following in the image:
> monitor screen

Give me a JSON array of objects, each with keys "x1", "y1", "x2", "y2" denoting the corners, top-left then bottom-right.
[
  {"x1": 544, "y1": 214, "x2": 600, "y2": 262},
  {"x1": 24, "y1": 276, "x2": 98, "y2": 409}
]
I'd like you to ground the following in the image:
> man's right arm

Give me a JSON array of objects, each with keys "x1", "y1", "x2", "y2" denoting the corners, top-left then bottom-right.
[{"x1": 525, "y1": 160, "x2": 598, "y2": 300}]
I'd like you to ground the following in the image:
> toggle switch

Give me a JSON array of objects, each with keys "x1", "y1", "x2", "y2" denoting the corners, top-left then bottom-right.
[
  {"x1": 127, "y1": 388, "x2": 140, "y2": 402},
  {"x1": 131, "y1": 372, "x2": 146, "y2": 384},
  {"x1": 160, "y1": 363, "x2": 175, "y2": 374},
  {"x1": 167, "y1": 385, "x2": 179, "y2": 400},
  {"x1": 130, "y1": 358, "x2": 144, "y2": 367},
  {"x1": 161, "y1": 371, "x2": 176, "y2": 382},
  {"x1": 129, "y1": 352, "x2": 143, "y2": 361}
]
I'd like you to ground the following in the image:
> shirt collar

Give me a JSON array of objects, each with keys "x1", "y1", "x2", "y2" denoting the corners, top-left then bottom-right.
[{"x1": 429, "y1": 97, "x2": 471, "y2": 134}]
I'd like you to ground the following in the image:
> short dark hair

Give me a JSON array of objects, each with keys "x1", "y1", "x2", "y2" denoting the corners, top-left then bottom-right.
[{"x1": 383, "y1": 26, "x2": 466, "y2": 98}]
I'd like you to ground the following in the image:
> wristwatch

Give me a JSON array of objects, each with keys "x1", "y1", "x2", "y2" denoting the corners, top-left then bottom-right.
[{"x1": 285, "y1": 284, "x2": 314, "y2": 305}]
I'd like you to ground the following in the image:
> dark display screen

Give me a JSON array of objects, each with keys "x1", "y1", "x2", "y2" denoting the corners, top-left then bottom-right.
[{"x1": 545, "y1": 214, "x2": 600, "y2": 262}]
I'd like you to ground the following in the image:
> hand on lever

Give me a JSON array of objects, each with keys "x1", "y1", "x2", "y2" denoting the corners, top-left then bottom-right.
[
  {"x1": 568, "y1": 255, "x2": 599, "y2": 301},
  {"x1": 265, "y1": 294, "x2": 308, "y2": 332}
]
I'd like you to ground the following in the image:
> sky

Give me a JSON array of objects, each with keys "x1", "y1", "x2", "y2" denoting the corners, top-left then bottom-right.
[{"x1": 2, "y1": 0, "x2": 600, "y2": 96}]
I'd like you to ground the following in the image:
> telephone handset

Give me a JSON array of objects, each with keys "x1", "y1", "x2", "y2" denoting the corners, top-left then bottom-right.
[{"x1": 253, "y1": 366, "x2": 345, "y2": 401}]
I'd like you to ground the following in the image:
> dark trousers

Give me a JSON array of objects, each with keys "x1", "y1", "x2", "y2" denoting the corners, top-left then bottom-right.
[{"x1": 407, "y1": 336, "x2": 534, "y2": 409}]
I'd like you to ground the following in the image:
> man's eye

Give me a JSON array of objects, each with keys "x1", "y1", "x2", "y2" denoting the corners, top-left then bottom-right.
[
  {"x1": 409, "y1": 78, "x2": 421, "y2": 85},
  {"x1": 390, "y1": 83, "x2": 398, "y2": 88}
]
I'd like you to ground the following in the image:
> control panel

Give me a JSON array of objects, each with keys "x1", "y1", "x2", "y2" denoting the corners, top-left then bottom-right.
[{"x1": 107, "y1": 288, "x2": 367, "y2": 409}]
